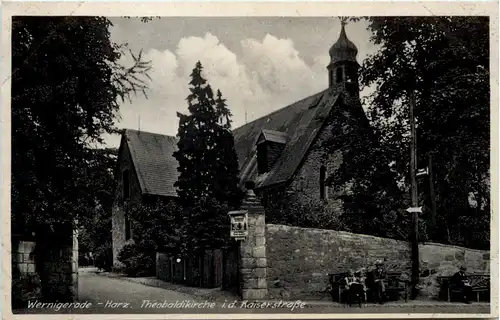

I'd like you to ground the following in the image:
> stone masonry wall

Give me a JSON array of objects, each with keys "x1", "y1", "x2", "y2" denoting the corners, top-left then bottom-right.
[
  {"x1": 12, "y1": 229, "x2": 78, "y2": 306},
  {"x1": 41, "y1": 230, "x2": 79, "y2": 301},
  {"x1": 266, "y1": 224, "x2": 489, "y2": 300},
  {"x1": 112, "y1": 140, "x2": 144, "y2": 268},
  {"x1": 12, "y1": 239, "x2": 40, "y2": 306}
]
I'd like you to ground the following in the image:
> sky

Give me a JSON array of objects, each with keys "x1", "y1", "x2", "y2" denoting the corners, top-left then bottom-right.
[{"x1": 106, "y1": 17, "x2": 378, "y2": 147}]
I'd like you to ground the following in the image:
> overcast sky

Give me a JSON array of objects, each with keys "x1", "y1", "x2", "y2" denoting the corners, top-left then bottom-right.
[{"x1": 106, "y1": 17, "x2": 378, "y2": 147}]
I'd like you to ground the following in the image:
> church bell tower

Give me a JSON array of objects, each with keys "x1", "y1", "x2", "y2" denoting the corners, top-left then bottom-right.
[{"x1": 327, "y1": 20, "x2": 360, "y2": 99}]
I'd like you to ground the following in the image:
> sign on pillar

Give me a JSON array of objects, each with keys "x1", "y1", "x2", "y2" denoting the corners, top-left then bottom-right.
[{"x1": 228, "y1": 210, "x2": 248, "y2": 241}]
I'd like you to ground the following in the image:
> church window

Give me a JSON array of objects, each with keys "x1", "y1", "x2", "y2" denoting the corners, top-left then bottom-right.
[
  {"x1": 336, "y1": 67, "x2": 343, "y2": 83},
  {"x1": 123, "y1": 169, "x2": 130, "y2": 200},
  {"x1": 320, "y1": 165, "x2": 327, "y2": 200},
  {"x1": 257, "y1": 143, "x2": 268, "y2": 174}
]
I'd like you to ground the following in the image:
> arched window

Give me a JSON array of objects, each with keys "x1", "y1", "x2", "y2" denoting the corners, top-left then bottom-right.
[
  {"x1": 336, "y1": 67, "x2": 343, "y2": 83},
  {"x1": 320, "y1": 165, "x2": 327, "y2": 200},
  {"x1": 123, "y1": 169, "x2": 130, "y2": 200}
]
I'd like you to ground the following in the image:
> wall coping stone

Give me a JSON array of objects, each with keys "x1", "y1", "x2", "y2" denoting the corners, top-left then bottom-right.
[{"x1": 266, "y1": 223, "x2": 489, "y2": 254}]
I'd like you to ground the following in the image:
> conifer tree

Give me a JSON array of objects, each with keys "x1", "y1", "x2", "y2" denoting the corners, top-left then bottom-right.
[
  {"x1": 174, "y1": 61, "x2": 219, "y2": 203},
  {"x1": 214, "y1": 90, "x2": 243, "y2": 208},
  {"x1": 173, "y1": 62, "x2": 243, "y2": 254}
]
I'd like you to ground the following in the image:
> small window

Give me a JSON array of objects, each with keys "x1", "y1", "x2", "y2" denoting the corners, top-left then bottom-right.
[
  {"x1": 320, "y1": 165, "x2": 327, "y2": 200},
  {"x1": 125, "y1": 215, "x2": 131, "y2": 241},
  {"x1": 336, "y1": 67, "x2": 343, "y2": 83},
  {"x1": 257, "y1": 143, "x2": 268, "y2": 174},
  {"x1": 123, "y1": 169, "x2": 130, "y2": 200}
]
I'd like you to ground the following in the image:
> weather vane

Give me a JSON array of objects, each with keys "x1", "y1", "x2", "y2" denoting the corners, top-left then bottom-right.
[{"x1": 339, "y1": 16, "x2": 348, "y2": 27}]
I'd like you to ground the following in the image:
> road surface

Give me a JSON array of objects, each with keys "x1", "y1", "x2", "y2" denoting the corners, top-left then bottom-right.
[{"x1": 13, "y1": 269, "x2": 491, "y2": 314}]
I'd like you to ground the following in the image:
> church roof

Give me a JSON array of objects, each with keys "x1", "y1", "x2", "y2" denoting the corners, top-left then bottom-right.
[
  {"x1": 234, "y1": 88, "x2": 340, "y2": 188},
  {"x1": 122, "y1": 129, "x2": 179, "y2": 197},
  {"x1": 119, "y1": 88, "x2": 341, "y2": 197}
]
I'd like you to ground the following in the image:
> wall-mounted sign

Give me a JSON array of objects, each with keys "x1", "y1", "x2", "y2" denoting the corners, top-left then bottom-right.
[{"x1": 228, "y1": 210, "x2": 248, "y2": 241}]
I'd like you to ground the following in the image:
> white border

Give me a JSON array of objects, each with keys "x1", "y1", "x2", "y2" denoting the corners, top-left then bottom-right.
[{"x1": 1, "y1": 2, "x2": 498, "y2": 319}]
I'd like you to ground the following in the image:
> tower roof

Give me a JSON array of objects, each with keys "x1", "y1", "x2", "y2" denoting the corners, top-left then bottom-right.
[{"x1": 329, "y1": 22, "x2": 358, "y2": 65}]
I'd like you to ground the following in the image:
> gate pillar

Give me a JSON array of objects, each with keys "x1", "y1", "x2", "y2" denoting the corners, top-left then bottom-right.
[{"x1": 238, "y1": 181, "x2": 268, "y2": 300}]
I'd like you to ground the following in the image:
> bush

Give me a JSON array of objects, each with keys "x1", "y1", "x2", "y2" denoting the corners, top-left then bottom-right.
[{"x1": 117, "y1": 243, "x2": 155, "y2": 277}]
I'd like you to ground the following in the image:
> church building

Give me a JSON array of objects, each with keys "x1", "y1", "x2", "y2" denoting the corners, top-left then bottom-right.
[{"x1": 111, "y1": 23, "x2": 375, "y2": 267}]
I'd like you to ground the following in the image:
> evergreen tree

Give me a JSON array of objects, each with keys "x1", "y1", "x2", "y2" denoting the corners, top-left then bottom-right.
[
  {"x1": 214, "y1": 90, "x2": 244, "y2": 208},
  {"x1": 215, "y1": 89, "x2": 232, "y2": 129},
  {"x1": 173, "y1": 62, "x2": 242, "y2": 254},
  {"x1": 174, "y1": 61, "x2": 219, "y2": 203}
]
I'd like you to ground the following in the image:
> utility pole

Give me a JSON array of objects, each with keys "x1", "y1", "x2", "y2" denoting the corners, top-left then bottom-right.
[
  {"x1": 428, "y1": 155, "x2": 437, "y2": 238},
  {"x1": 408, "y1": 88, "x2": 419, "y2": 299}
]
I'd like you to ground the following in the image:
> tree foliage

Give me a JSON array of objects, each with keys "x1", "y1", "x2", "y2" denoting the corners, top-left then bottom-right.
[
  {"x1": 358, "y1": 17, "x2": 489, "y2": 249},
  {"x1": 128, "y1": 200, "x2": 183, "y2": 254},
  {"x1": 77, "y1": 148, "x2": 117, "y2": 268},
  {"x1": 173, "y1": 62, "x2": 242, "y2": 205},
  {"x1": 11, "y1": 16, "x2": 151, "y2": 235},
  {"x1": 172, "y1": 62, "x2": 242, "y2": 254}
]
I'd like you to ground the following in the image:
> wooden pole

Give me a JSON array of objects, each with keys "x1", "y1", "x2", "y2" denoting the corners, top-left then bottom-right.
[
  {"x1": 428, "y1": 155, "x2": 438, "y2": 237},
  {"x1": 409, "y1": 89, "x2": 419, "y2": 299}
]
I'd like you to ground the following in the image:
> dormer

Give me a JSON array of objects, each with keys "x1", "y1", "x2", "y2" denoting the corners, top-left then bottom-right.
[{"x1": 256, "y1": 129, "x2": 287, "y2": 174}]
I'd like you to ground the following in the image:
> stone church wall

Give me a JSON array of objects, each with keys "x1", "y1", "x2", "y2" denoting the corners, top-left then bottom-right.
[
  {"x1": 265, "y1": 224, "x2": 489, "y2": 300},
  {"x1": 112, "y1": 141, "x2": 144, "y2": 268},
  {"x1": 284, "y1": 103, "x2": 367, "y2": 218},
  {"x1": 287, "y1": 120, "x2": 344, "y2": 213}
]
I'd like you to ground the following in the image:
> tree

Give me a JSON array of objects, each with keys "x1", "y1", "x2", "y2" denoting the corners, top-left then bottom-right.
[
  {"x1": 213, "y1": 90, "x2": 244, "y2": 208},
  {"x1": 174, "y1": 61, "x2": 220, "y2": 203},
  {"x1": 77, "y1": 148, "x2": 117, "y2": 269},
  {"x1": 12, "y1": 16, "x2": 151, "y2": 232},
  {"x1": 173, "y1": 62, "x2": 241, "y2": 255},
  {"x1": 358, "y1": 17, "x2": 489, "y2": 249},
  {"x1": 322, "y1": 102, "x2": 408, "y2": 240},
  {"x1": 11, "y1": 16, "x2": 151, "y2": 300}
]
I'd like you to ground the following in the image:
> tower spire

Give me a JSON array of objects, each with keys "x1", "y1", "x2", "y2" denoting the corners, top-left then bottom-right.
[
  {"x1": 340, "y1": 16, "x2": 348, "y2": 27},
  {"x1": 326, "y1": 18, "x2": 360, "y2": 97}
]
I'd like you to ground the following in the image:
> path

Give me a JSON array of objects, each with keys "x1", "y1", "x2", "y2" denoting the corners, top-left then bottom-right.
[{"x1": 13, "y1": 268, "x2": 491, "y2": 314}]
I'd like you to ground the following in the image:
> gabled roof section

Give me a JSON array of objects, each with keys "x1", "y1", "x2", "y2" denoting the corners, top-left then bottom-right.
[
  {"x1": 233, "y1": 88, "x2": 341, "y2": 188},
  {"x1": 124, "y1": 129, "x2": 179, "y2": 197},
  {"x1": 257, "y1": 129, "x2": 288, "y2": 145},
  {"x1": 117, "y1": 88, "x2": 341, "y2": 197}
]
